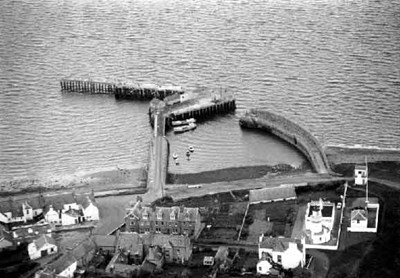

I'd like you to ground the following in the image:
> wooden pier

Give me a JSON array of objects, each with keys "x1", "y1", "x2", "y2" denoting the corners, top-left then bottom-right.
[
  {"x1": 167, "y1": 96, "x2": 236, "y2": 123},
  {"x1": 60, "y1": 79, "x2": 116, "y2": 94},
  {"x1": 60, "y1": 79, "x2": 183, "y2": 100}
]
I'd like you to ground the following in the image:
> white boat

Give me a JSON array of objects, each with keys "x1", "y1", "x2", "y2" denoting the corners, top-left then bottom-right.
[
  {"x1": 173, "y1": 123, "x2": 197, "y2": 133},
  {"x1": 171, "y1": 118, "x2": 196, "y2": 127}
]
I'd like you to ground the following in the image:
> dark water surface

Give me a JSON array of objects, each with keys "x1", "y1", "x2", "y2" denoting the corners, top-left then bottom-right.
[{"x1": 1, "y1": 0, "x2": 399, "y2": 181}]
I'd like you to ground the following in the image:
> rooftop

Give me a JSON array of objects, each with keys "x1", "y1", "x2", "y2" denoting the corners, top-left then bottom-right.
[{"x1": 249, "y1": 186, "x2": 296, "y2": 203}]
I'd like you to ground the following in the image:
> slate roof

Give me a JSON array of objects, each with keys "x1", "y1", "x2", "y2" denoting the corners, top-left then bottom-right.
[
  {"x1": 72, "y1": 238, "x2": 96, "y2": 260},
  {"x1": 49, "y1": 253, "x2": 76, "y2": 274},
  {"x1": 249, "y1": 186, "x2": 296, "y2": 203},
  {"x1": 147, "y1": 246, "x2": 163, "y2": 261},
  {"x1": 141, "y1": 233, "x2": 190, "y2": 249},
  {"x1": 259, "y1": 237, "x2": 302, "y2": 253},
  {"x1": 93, "y1": 235, "x2": 117, "y2": 248},
  {"x1": 0, "y1": 192, "x2": 96, "y2": 219},
  {"x1": 11, "y1": 220, "x2": 52, "y2": 240},
  {"x1": 127, "y1": 205, "x2": 199, "y2": 223},
  {"x1": 351, "y1": 209, "x2": 367, "y2": 221},
  {"x1": 34, "y1": 234, "x2": 56, "y2": 250},
  {"x1": 117, "y1": 233, "x2": 143, "y2": 256}
]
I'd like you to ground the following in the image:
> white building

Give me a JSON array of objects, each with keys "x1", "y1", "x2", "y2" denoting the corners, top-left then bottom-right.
[
  {"x1": 82, "y1": 197, "x2": 100, "y2": 221},
  {"x1": 354, "y1": 164, "x2": 368, "y2": 186},
  {"x1": 43, "y1": 193, "x2": 99, "y2": 226},
  {"x1": 305, "y1": 199, "x2": 335, "y2": 244},
  {"x1": 348, "y1": 197, "x2": 379, "y2": 233},
  {"x1": 257, "y1": 235, "x2": 305, "y2": 275},
  {"x1": 28, "y1": 234, "x2": 57, "y2": 260},
  {"x1": 0, "y1": 192, "x2": 99, "y2": 226}
]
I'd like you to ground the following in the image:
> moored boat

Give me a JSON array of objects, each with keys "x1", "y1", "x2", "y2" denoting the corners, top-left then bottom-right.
[
  {"x1": 173, "y1": 123, "x2": 197, "y2": 133},
  {"x1": 171, "y1": 118, "x2": 196, "y2": 127}
]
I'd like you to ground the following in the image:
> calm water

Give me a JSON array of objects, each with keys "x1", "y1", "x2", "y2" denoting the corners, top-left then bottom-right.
[{"x1": 1, "y1": 0, "x2": 399, "y2": 181}]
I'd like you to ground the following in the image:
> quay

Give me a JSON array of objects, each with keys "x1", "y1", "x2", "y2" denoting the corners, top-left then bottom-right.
[
  {"x1": 148, "y1": 92, "x2": 236, "y2": 128},
  {"x1": 60, "y1": 79, "x2": 183, "y2": 100},
  {"x1": 239, "y1": 109, "x2": 332, "y2": 174}
]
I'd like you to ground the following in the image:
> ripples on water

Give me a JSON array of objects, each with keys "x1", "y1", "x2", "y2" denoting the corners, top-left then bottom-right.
[{"x1": 0, "y1": 0, "x2": 399, "y2": 181}]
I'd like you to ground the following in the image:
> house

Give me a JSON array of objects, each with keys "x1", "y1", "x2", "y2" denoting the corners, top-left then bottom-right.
[
  {"x1": 304, "y1": 199, "x2": 335, "y2": 244},
  {"x1": 142, "y1": 233, "x2": 192, "y2": 264},
  {"x1": 106, "y1": 233, "x2": 144, "y2": 275},
  {"x1": 93, "y1": 234, "x2": 117, "y2": 253},
  {"x1": 125, "y1": 202, "x2": 201, "y2": 238},
  {"x1": 0, "y1": 196, "x2": 45, "y2": 224},
  {"x1": 35, "y1": 253, "x2": 77, "y2": 278},
  {"x1": 28, "y1": 234, "x2": 57, "y2": 260},
  {"x1": 8, "y1": 219, "x2": 52, "y2": 245},
  {"x1": 116, "y1": 232, "x2": 144, "y2": 264},
  {"x1": 354, "y1": 164, "x2": 368, "y2": 186},
  {"x1": 257, "y1": 235, "x2": 305, "y2": 275},
  {"x1": 43, "y1": 192, "x2": 99, "y2": 226},
  {"x1": 70, "y1": 238, "x2": 96, "y2": 267},
  {"x1": 249, "y1": 186, "x2": 297, "y2": 204},
  {"x1": 0, "y1": 192, "x2": 99, "y2": 227},
  {"x1": 0, "y1": 226, "x2": 13, "y2": 251},
  {"x1": 347, "y1": 197, "x2": 379, "y2": 233},
  {"x1": 145, "y1": 246, "x2": 164, "y2": 269}
]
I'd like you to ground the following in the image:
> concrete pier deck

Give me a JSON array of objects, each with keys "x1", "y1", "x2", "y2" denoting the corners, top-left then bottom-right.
[
  {"x1": 239, "y1": 109, "x2": 331, "y2": 174},
  {"x1": 146, "y1": 107, "x2": 169, "y2": 199}
]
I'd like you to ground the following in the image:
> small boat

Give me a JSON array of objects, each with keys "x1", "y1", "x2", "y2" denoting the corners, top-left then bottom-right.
[
  {"x1": 173, "y1": 123, "x2": 197, "y2": 133},
  {"x1": 188, "y1": 146, "x2": 194, "y2": 152},
  {"x1": 172, "y1": 153, "x2": 179, "y2": 160},
  {"x1": 171, "y1": 118, "x2": 196, "y2": 127}
]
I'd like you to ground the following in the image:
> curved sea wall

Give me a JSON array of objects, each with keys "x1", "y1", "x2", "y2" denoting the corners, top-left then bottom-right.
[{"x1": 239, "y1": 109, "x2": 331, "y2": 174}]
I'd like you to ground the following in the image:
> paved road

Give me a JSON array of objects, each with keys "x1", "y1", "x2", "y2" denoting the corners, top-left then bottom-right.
[
  {"x1": 165, "y1": 172, "x2": 350, "y2": 200},
  {"x1": 145, "y1": 111, "x2": 166, "y2": 199}
]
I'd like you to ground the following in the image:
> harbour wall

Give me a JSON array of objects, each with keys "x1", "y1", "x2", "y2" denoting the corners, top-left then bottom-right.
[{"x1": 239, "y1": 109, "x2": 331, "y2": 174}]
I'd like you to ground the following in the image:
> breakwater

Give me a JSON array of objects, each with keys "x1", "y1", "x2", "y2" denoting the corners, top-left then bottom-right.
[
  {"x1": 60, "y1": 79, "x2": 183, "y2": 100},
  {"x1": 239, "y1": 109, "x2": 331, "y2": 174}
]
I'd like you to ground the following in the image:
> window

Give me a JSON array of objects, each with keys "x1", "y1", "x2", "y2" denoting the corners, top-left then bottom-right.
[
  {"x1": 277, "y1": 255, "x2": 282, "y2": 263},
  {"x1": 259, "y1": 266, "x2": 262, "y2": 271},
  {"x1": 26, "y1": 210, "x2": 29, "y2": 215}
]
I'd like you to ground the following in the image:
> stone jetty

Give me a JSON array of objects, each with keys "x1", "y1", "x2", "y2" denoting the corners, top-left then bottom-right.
[{"x1": 239, "y1": 109, "x2": 332, "y2": 174}]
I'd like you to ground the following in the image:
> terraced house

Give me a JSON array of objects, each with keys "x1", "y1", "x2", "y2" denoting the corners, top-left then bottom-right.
[{"x1": 125, "y1": 202, "x2": 201, "y2": 238}]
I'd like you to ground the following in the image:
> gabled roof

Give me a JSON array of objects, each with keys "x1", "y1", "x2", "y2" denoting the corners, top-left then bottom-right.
[
  {"x1": 48, "y1": 253, "x2": 76, "y2": 274},
  {"x1": 126, "y1": 205, "x2": 199, "y2": 223},
  {"x1": 72, "y1": 238, "x2": 96, "y2": 260},
  {"x1": 11, "y1": 221, "x2": 52, "y2": 240},
  {"x1": 259, "y1": 237, "x2": 302, "y2": 253},
  {"x1": 147, "y1": 246, "x2": 163, "y2": 261},
  {"x1": 351, "y1": 209, "x2": 367, "y2": 221},
  {"x1": 93, "y1": 235, "x2": 117, "y2": 248},
  {"x1": 34, "y1": 234, "x2": 56, "y2": 249},
  {"x1": 141, "y1": 233, "x2": 190, "y2": 249},
  {"x1": 117, "y1": 233, "x2": 143, "y2": 255},
  {"x1": 249, "y1": 186, "x2": 296, "y2": 203}
]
